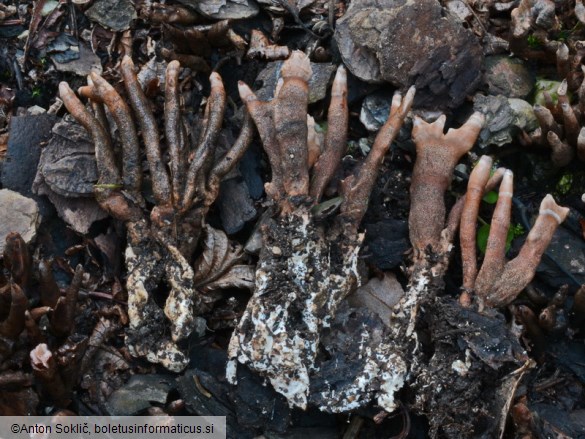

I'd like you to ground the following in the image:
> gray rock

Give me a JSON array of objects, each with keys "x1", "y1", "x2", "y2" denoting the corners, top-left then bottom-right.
[
  {"x1": 334, "y1": 0, "x2": 483, "y2": 109},
  {"x1": 256, "y1": 61, "x2": 337, "y2": 104},
  {"x1": 85, "y1": 0, "x2": 137, "y2": 31},
  {"x1": 484, "y1": 55, "x2": 534, "y2": 99},
  {"x1": 177, "y1": 0, "x2": 259, "y2": 19},
  {"x1": 445, "y1": 0, "x2": 472, "y2": 21},
  {"x1": 538, "y1": 225, "x2": 585, "y2": 288},
  {"x1": 211, "y1": 129, "x2": 257, "y2": 235},
  {"x1": 105, "y1": 374, "x2": 175, "y2": 415},
  {"x1": 2, "y1": 114, "x2": 56, "y2": 215},
  {"x1": 27, "y1": 106, "x2": 46, "y2": 115},
  {"x1": 0, "y1": 189, "x2": 40, "y2": 253},
  {"x1": 509, "y1": 98, "x2": 538, "y2": 132},
  {"x1": 511, "y1": 0, "x2": 556, "y2": 38},
  {"x1": 255, "y1": 0, "x2": 314, "y2": 11},
  {"x1": 359, "y1": 90, "x2": 394, "y2": 132},
  {"x1": 218, "y1": 177, "x2": 256, "y2": 234},
  {"x1": 51, "y1": 41, "x2": 102, "y2": 76},
  {"x1": 239, "y1": 147, "x2": 264, "y2": 200},
  {"x1": 474, "y1": 94, "x2": 537, "y2": 148},
  {"x1": 192, "y1": 316, "x2": 208, "y2": 338}
]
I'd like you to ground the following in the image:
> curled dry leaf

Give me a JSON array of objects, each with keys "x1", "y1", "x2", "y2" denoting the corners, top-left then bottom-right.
[
  {"x1": 347, "y1": 273, "x2": 404, "y2": 327},
  {"x1": 193, "y1": 226, "x2": 255, "y2": 293}
]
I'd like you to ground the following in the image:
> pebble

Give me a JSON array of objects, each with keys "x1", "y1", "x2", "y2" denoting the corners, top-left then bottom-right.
[
  {"x1": 0, "y1": 189, "x2": 40, "y2": 253},
  {"x1": 334, "y1": 0, "x2": 483, "y2": 109},
  {"x1": 105, "y1": 374, "x2": 174, "y2": 415},
  {"x1": 484, "y1": 55, "x2": 534, "y2": 99},
  {"x1": 85, "y1": 0, "x2": 136, "y2": 31}
]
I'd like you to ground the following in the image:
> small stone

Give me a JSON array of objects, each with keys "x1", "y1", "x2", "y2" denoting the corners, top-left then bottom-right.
[
  {"x1": 364, "y1": 219, "x2": 409, "y2": 270},
  {"x1": 26, "y1": 105, "x2": 46, "y2": 115},
  {"x1": 192, "y1": 317, "x2": 208, "y2": 338},
  {"x1": 2, "y1": 113, "x2": 56, "y2": 213},
  {"x1": 473, "y1": 94, "x2": 537, "y2": 148},
  {"x1": 511, "y1": 0, "x2": 556, "y2": 38},
  {"x1": 454, "y1": 163, "x2": 468, "y2": 183},
  {"x1": 358, "y1": 138, "x2": 372, "y2": 156},
  {"x1": 451, "y1": 359, "x2": 469, "y2": 376},
  {"x1": 535, "y1": 226, "x2": 585, "y2": 289},
  {"x1": 51, "y1": 41, "x2": 102, "y2": 76},
  {"x1": 484, "y1": 55, "x2": 534, "y2": 99},
  {"x1": 0, "y1": 189, "x2": 40, "y2": 253},
  {"x1": 217, "y1": 176, "x2": 256, "y2": 234},
  {"x1": 245, "y1": 226, "x2": 263, "y2": 255},
  {"x1": 105, "y1": 374, "x2": 175, "y2": 415},
  {"x1": 272, "y1": 246, "x2": 282, "y2": 256},
  {"x1": 359, "y1": 91, "x2": 394, "y2": 132},
  {"x1": 446, "y1": 0, "x2": 472, "y2": 22},
  {"x1": 255, "y1": 0, "x2": 314, "y2": 11},
  {"x1": 85, "y1": 0, "x2": 137, "y2": 31}
]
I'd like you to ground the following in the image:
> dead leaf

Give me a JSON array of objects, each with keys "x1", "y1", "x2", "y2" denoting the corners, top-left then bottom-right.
[
  {"x1": 193, "y1": 226, "x2": 254, "y2": 292},
  {"x1": 347, "y1": 273, "x2": 404, "y2": 327}
]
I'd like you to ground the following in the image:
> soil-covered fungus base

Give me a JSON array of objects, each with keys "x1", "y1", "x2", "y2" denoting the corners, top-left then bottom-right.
[{"x1": 227, "y1": 51, "x2": 414, "y2": 411}]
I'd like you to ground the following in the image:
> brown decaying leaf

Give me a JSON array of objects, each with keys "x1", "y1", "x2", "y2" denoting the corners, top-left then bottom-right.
[
  {"x1": 192, "y1": 226, "x2": 254, "y2": 292},
  {"x1": 348, "y1": 273, "x2": 405, "y2": 327},
  {"x1": 29, "y1": 0, "x2": 67, "y2": 52}
]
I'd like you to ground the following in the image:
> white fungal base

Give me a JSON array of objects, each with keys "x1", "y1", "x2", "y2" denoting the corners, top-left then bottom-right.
[{"x1": 227, "y1": 210, "x2": 401, "y2": 411}]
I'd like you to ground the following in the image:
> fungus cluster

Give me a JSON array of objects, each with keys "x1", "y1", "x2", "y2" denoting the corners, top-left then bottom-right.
[
  {"x1": 54, "y1": 49, "x2": 573, "y2": 435},
  {"x1": 227, "y1": 50, "x2": 414, "y2": 410},
  {"x1": 59, "y1": 56, "x2": 254, "y2": 371}
]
